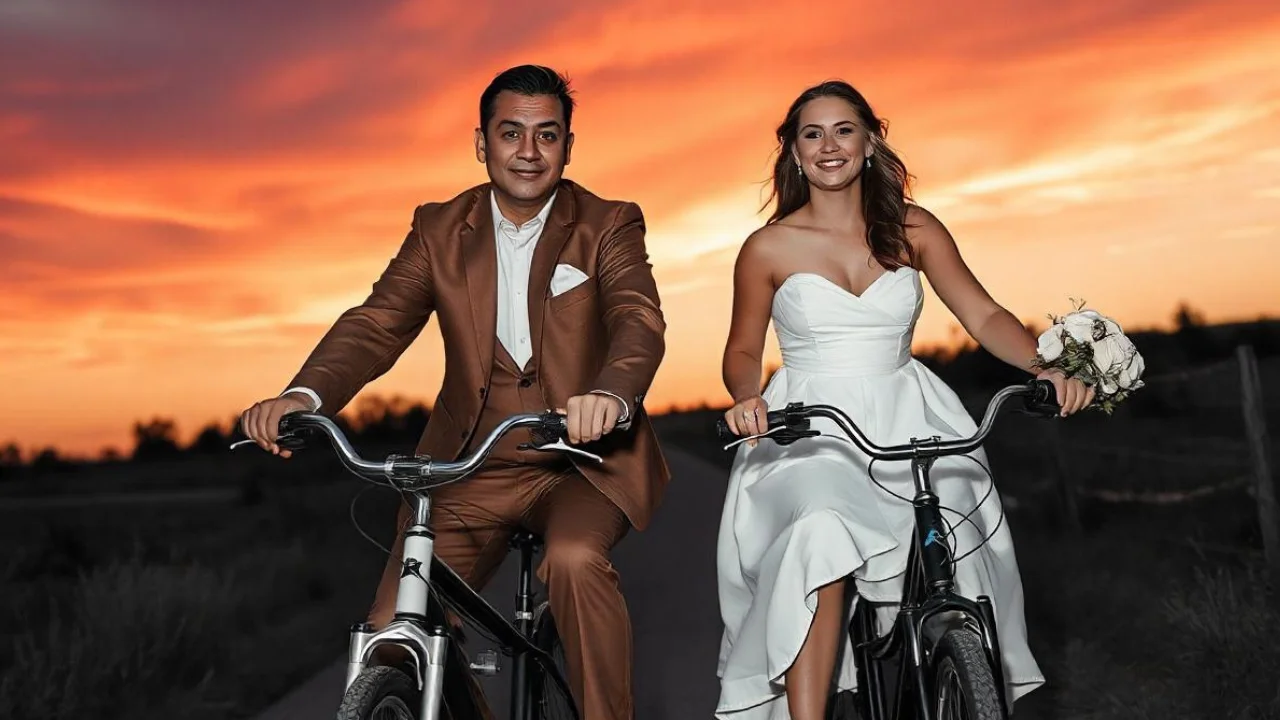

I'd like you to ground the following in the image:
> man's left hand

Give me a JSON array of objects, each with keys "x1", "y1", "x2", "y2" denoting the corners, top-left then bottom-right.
[{"x1": 559, "y1": 393, "x2": 625, "y2": 444}]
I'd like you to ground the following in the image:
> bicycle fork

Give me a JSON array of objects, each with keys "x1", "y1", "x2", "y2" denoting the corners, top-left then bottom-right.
[{"x1": 345, "y1": 495, "x2": 454, "y2": 720}]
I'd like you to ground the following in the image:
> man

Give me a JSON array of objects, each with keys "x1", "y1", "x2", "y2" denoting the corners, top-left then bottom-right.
[{"x1": 239, "y1": 65, "x2": 669, "y2": 720}]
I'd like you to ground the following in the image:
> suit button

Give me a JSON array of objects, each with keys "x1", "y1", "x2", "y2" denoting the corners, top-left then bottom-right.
[
  {"x1": 478, "y1": 387, "x2": 487, "y2": 398},
  {"x1": 519, "y1": 377, "x2": 533, "y2": 388}
]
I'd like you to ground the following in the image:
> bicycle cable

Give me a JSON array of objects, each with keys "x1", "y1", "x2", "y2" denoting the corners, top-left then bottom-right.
[
  {"x1": 348, "y1": 484, "x2": 391, "y2": 556},
  {"x1": 946, "y1": 454, "x2": 1007, "y2": 566},
  {"x1": 343, "y1": 462, "x2": 515, "y2": 648},
  {"x1": 863, "y1": 450, "x2": 1006, "y2": 566}
]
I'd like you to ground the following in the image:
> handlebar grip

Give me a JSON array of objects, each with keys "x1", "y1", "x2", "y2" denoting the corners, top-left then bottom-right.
[
  {"x1": 715, "y1": 419, "x2": 734, "y2": 443},
  {"x1": 275, "y1": 413, "x2": 314, "y2": 450},
  {"x1": 278, "y1": 413, "x2": 303, "y2": 434},
  {"x1": 1024, "y1": 379, "x2": 1061, "y2": 416},
  {"x1": 529, "y1": 411, "x2": 569, "y2": 444}
]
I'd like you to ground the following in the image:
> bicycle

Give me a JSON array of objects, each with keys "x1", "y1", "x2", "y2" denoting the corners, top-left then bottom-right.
[
  {"x1": 232, "y1": 410, "x2": 590, "y2": 720},
  {"x1": 716, "y1": 379, "x2": 1062, "y2": 720}
]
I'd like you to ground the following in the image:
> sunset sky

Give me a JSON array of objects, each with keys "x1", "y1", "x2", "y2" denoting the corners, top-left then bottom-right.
[{"x1": 2, "y1": 0, "x2": 1279, "y2": 457}]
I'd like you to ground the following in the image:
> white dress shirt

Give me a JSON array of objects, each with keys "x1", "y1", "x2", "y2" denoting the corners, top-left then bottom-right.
[
  {"x1": 493, "y1": 190, "x2": 554, "y2": 369},
  {"x1": 284, "y1": 191, "x2": 629, "y2": 422}
]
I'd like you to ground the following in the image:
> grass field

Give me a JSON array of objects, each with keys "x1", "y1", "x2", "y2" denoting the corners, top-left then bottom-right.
[{"x1": 0, "y1": 450, "x2": 403, "y2": 720}]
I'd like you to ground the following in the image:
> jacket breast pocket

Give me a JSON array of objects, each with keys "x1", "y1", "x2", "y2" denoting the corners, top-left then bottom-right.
[{"x1": 548, "y1": 281, "x2": 597, "y2": 315}]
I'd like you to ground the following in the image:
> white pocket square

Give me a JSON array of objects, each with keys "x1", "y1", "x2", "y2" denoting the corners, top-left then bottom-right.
[{"x1": 549, "y1": 263, "x2": 589, "y2": 297}]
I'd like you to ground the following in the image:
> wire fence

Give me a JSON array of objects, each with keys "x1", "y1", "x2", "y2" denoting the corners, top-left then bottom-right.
[{"x1": 1008, "y1": 344, "x2": 1280, "y2": 578}]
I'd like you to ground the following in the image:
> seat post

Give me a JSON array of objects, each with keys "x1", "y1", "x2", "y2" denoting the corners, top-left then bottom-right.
[
  {"x1": 509, "y1": 531, "x2": 542, "y2": 720},
  {"x1": 513, "y1": 536, "x2": 537, "y2": 636}
]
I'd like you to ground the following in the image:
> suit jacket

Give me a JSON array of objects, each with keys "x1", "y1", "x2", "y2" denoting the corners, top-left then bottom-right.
[{"x1": 286, "y1": 179, "x2": 671, "y2": 529}]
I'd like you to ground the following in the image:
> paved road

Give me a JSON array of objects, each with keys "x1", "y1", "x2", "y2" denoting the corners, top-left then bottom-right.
[{"x1": 254, "y1": 446, "x2": 729, "y2": 720}]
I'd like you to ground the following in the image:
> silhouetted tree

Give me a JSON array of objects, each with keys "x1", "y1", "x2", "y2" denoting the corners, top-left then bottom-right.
[
  {"x1": 31, "y1": 447, "x2": 68, "y2": 473},
  {"x1": 189, "y1": 422, "x2": 229, "y2": 454},
  {"x1": 348, "y1": 394, "x2": 430, "y2": 445},
  {"x1": 0, "y1": 443, "x2": 20, "y2": 466},
  {"x1": 1173, "y1": 302, "x2": 1218, "y2": 364},
  {"x1": 0, "y1": 442, "x2": 22, "y2": 481},
  {"x1": 132, "y1": 417, "x2": 182, "y2": 461}
]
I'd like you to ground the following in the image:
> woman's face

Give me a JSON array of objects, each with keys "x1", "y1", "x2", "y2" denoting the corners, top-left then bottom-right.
[{"x1": 792, "y1": 96, "x2": 874, "y2": 190}]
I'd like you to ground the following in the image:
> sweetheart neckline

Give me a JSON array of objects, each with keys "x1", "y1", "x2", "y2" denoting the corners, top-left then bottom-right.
[{"x1": 777, "y1": 267, "x2": 917, "y2": 300}]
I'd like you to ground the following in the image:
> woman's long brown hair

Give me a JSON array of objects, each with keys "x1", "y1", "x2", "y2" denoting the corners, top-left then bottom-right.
[{"x1": 765, "y1": 80, "x2": 918, "y2": 270}]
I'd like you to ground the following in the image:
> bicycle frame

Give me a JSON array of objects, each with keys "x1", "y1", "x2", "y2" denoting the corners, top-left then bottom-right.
[
  {"x1": 344, "y1": 491, "x2": 573, "y2": 720},
  {"x1": 236, "y1": 411, "x2": 581, "y2": 720},
  {"x1": 850, "y1": 454, "x2": 1011, "y2": 720}
]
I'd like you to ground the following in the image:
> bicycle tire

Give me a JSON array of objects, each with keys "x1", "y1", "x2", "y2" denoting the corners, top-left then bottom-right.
[
  {"x1": 528, "y1": 601, "x2": 578, "y2": 720},
  {"x1": 930, "y1": 629, "x2": 1004, "y2": 720},
  {"x1": 336, "y1": 665, "x2": 418, "y2": 720},
  {"x1": 335, "y1": 639, "x2": 485, "y2": 720}
]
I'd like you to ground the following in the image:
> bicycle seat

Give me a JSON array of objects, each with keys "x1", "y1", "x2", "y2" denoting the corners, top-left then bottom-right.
[{"x1": 510, "y1": 529, "x2": 544, "y2": 550}]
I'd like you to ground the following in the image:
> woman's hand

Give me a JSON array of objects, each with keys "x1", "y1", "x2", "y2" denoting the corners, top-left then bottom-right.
[
  {"x1": 1036, "y1": 367, "x2": 1095, "y2": 416},
  {"x1": 724, "y1": 395, "x2": 769, "y2": 447}
]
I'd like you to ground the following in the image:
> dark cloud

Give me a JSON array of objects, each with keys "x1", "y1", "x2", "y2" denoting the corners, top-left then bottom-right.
[{"x1": 0, "y1": 0, "x2": 590, "y2": 171}]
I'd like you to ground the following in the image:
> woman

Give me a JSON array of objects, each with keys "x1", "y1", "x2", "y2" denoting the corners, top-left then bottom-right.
[{"x1": 715, "y1": 80, "x2": 1093, "y2": 720}]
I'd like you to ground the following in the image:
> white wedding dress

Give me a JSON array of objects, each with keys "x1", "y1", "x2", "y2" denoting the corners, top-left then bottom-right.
[{"x1": 715, "y1": 268, "x2": 1044, "y2": 719}]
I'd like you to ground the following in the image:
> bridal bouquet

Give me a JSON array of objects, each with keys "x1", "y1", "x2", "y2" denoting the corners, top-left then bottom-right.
[{"x1": 1033, "y1": 301, "x2": 1145, "y2": 414}]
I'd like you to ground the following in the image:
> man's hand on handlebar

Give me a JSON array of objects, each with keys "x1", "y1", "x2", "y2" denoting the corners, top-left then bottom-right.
[
  {"x1": 557, "y1": 393, "x2": 626, "y2": 445},
  {"x1": 239, "y1": 392, "x2": 315, "y2": 458}
]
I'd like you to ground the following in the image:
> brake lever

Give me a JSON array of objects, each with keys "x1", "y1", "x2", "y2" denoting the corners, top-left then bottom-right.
[
  {"x1": 228, "y1": 431, "x2": 307, "y2": 451},
  {"x1": 722, "y1": 425, "x2": 822, "y2": 451},
  {"x1": 518, "y1": 439, "x2": 604, "y2": 464},
  {"x1": 722, "y1": 425, "x2": 786, "y2": 451}
]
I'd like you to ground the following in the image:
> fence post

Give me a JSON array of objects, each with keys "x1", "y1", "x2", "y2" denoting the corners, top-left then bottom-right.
[
  {"x1": 1238, "y1": 344, "x2": 1278, "y2": 583},
  {"x1": 1046, "y1": 421, "x2": 1083, "y2": 535}
]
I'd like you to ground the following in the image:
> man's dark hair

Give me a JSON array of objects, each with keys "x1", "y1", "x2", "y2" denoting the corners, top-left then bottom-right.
[{"x1": 479, "y1": 65, "x2": 576, "y2": 136}]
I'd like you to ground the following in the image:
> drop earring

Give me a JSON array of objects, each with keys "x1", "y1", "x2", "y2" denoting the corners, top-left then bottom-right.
[{"x1": 865, "y1": 156, "x2": 872, "y2": 169}]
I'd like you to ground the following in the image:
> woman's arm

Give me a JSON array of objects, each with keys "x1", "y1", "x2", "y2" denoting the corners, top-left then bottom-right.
[
  {"x1": 907, "y1": 206, "x2": 1040, "y2": 371},
  {"x1": 909, "y1": 206, "x2": 1094, "y2": 414},
  {"x1": 722, "y1": 228, "x2": 780, "y2": 436}
]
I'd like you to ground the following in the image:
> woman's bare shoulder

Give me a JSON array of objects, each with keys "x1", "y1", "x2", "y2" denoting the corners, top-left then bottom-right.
[{"x1": 737, "y1": 222, "x2": 792, "y2": 262}]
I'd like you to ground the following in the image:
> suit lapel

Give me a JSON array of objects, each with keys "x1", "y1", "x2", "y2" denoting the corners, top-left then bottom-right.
[
  {"x1": 462, "y1": 188, "x2": 497, "y2": 378},
  {"x1": 527, "y1": 183, "x2": 577, "y2": 367}
]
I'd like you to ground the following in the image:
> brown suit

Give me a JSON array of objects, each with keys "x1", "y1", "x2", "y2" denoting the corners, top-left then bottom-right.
[{"x1": 286, "y1": 179, "x2": 669, "y2": 719}]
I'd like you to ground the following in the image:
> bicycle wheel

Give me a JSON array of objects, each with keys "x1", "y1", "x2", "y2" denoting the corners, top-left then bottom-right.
[
  {"x1": 528, "y1": 601, "x2": 578, "y2": 719},
  {"x1": 931, "y1": 629, "x2": 1003, "y2": 720},
  {"x1": 336, "y1": 665, "x2": 418, "y2": 720}
]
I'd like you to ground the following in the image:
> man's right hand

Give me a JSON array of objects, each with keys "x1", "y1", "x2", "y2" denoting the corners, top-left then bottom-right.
[{"x1": 239, "y1": 393, "x2": 315, "y2": 458}]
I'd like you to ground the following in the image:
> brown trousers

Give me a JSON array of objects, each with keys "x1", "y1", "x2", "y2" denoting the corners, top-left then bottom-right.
[{"x1": 369, "y1": 462, "x2": 633, "y2": 720}]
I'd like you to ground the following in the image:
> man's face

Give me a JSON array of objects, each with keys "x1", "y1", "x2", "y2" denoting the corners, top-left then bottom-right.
[{"x1": 475, "y1": 91, "x2": 573, "y2": 207}]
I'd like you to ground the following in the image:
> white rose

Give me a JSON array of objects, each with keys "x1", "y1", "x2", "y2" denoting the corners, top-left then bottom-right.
[
  {"x1": 1115, "y1": 346, "x2": 1146, "y2": 390},
  {"x1": 1062, "y1": 310, "x2": 1103, "y2": 342},
  {"x1": 1090, "y1": 334, "x2": 1126, "y2": 374},
  {"x1": 1036, "y1": 325, "x2": 1065, "y2": 362}
]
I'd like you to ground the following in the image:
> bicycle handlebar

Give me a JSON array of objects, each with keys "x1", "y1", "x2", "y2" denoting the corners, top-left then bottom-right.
[
  {"x1": 234, "y1": 410, "x2": 582, "y2": 491},
  {"x1": 715, "y1": 379, "x2": 1060, "y2": 461}
]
